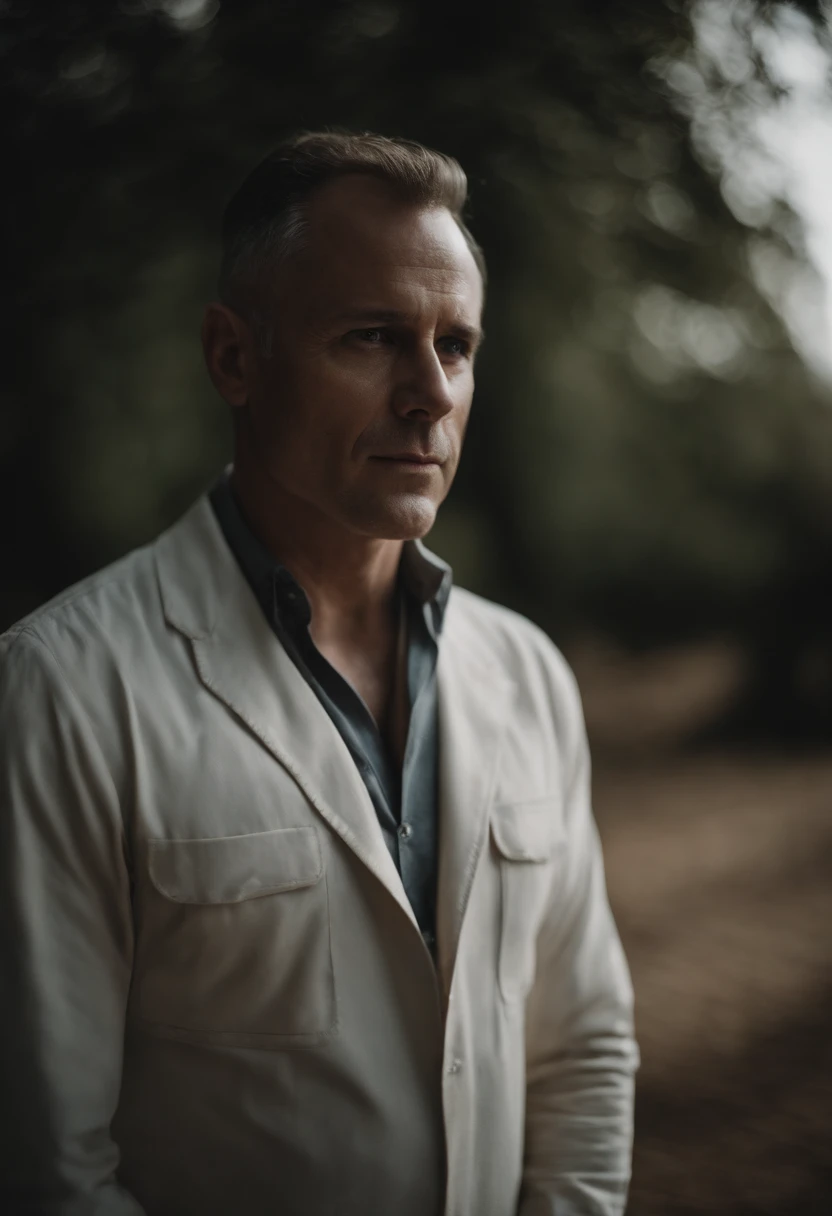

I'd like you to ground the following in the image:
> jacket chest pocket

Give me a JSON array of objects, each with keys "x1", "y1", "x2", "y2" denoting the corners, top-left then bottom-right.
[
  {"x1": 133, "y1": 826, "x2": 334, "y2": 1049},
  {"x1": 491, "y1": 799, "x2": 565, "y2": 1003}
]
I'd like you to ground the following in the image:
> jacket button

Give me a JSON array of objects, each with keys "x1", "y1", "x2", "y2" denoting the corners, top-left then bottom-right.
[{"x1": 398, "y1": 822, "x2": 413, "y2": 840}]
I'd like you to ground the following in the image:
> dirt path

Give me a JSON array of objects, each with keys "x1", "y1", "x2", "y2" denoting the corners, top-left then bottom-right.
[{"x1": 593, "y1": 754, "x2": 832, "y2": 1214}]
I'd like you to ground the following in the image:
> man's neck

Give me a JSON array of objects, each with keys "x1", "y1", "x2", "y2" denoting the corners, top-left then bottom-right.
[{"x1": 229, "y1": 464, "x2": 404, "y2": 650}]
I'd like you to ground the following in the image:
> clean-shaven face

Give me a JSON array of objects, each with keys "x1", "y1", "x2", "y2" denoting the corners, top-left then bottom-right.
[{"x1": 239, "y1": 173, "x2": 484, "y2": 540}]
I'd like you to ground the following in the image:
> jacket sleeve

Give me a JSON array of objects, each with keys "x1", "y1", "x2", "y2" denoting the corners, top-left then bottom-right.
[
  {"x1": 519, "y1": 655, "x2": 638, "y2": 1216},
  {"x1": 0, "y1": 628, "x2": 145, "y2": 1214}
]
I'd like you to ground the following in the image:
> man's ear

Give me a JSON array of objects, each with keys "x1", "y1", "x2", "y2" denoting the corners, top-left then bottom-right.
[{"x1": 201, "y1": 302, "x2": 256, "y2": 409}]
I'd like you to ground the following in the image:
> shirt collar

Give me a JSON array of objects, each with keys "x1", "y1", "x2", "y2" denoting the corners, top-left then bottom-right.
[
  {"x1": 402, "y1": 536, "x2": 452, "y2": 632},
  {"x1": 209, "y1": 469, "x2": 453, "y2": 635}
]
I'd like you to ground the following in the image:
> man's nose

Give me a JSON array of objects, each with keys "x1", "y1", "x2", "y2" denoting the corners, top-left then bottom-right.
[{"x1": 392, "y1": 345, "x2": 456, "y2": 421}]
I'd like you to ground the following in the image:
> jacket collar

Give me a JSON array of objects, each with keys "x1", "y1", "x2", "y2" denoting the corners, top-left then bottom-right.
[
  {"x1": 154, "y1": 493, "x2": 514, "y2": 998},
  {"x1": 154, "y1": 494, "x2": 414, "y2": 922}
]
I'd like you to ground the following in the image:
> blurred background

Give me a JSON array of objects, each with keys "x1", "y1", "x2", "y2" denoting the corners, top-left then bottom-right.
[{"x1": 3, "y1": 0, "x2": 832, "y2": 1210}]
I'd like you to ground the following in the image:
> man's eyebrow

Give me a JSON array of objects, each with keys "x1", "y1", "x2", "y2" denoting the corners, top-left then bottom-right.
[{"x1": 331, "y1": 308, "x2": 484, "y2": 348}]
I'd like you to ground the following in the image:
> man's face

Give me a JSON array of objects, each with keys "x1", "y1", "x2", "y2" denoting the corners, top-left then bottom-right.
[{"x1": 239, "y1": 174, "x2": 484, "y2": 540}]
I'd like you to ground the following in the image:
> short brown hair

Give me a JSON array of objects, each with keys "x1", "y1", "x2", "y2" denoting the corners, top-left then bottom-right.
[{"x1": 218, "y1": 129, "x2": 486, "y2": 317}]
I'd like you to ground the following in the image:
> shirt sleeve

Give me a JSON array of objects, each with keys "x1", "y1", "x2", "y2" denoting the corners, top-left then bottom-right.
[
  {"x1": 519, "y1": 653, "x2": 638, "y2": 1216},
  {"x1": 0, "y1": 628, "x2": 145, "y2": 1214}
]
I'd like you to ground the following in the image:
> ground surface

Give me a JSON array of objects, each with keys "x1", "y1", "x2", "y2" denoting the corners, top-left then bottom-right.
[{"x1": 570, "y1": 641, "x2": 832, "y2": 1214}]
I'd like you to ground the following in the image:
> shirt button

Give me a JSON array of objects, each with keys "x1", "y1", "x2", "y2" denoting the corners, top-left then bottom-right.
[
  {"x1": 447, "y1": 1058, "x2": 463, "y2": 1075},
  {"x1": 398, "y1": 822, "x2": 413, "y2": 841}
]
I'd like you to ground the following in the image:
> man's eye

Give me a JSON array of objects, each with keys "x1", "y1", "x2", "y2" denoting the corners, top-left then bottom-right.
[
  {"x1": 354, "y1": 328, "x2": 386, "y2": 343},
  {"x1": 439, "y1": 336, "x2": 470, "y2": 358}
]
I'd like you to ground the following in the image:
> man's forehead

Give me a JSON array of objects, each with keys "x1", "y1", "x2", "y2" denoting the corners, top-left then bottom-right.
[
  {"x1": 290, "y1": 246, "x2": 482, "y2": 326},
  {"x1": 301, "y1": 180, "x2": 479, "y2": 274},
  {"x1": 315, "y1": 265, "x2": 482, "y2": 321},
  {"x1": 276, "y1": 179, "x2": 483, "y2": 322},
  {"x1": 323, "y1": 259, "x2": 479, "y2": 304}
]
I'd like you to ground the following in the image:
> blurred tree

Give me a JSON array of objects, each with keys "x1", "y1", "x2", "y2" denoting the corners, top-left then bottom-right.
[{"x1": 3, "y1": 0, "x2": 832, "y2": 736}]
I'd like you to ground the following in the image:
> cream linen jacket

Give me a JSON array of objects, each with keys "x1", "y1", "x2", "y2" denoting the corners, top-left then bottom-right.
[{"x1": 0, "y1": 493, "x2": 637, "y2": 1216}]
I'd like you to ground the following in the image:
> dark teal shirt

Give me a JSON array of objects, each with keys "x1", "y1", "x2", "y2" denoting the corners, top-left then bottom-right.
[{"x1": 209, "y1": 473, "x2": 452, "y2": 956}]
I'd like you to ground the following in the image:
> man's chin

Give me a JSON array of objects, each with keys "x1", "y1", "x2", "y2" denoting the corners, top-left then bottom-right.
[{"x1": 348, "y1": 492, "x2": 440, "y2": 541}]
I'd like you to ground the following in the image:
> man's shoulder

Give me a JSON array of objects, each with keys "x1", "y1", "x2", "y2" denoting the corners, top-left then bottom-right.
[
  {"x1": 1, "y1": 490, "x2": 219, "y2": 674},
  {"x1": 445, "y1": 585, "x2": 580, "y2": 703},
  {"x1": 0, "y1": 495, "x2": 215, "y2": 761},
  {"x1": 1, "y1": 539, "x2": 160, "y2": 677}
]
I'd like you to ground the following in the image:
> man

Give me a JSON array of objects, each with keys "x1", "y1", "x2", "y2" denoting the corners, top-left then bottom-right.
[{"x1": 0, "y1": 131, "x2": 637, "y2": 1215}]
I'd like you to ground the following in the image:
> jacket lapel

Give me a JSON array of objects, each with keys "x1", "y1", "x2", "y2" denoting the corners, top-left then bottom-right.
[
  {"x1": 153, "y1": 496, "x2": 417, "y2": 930},
  {"x1": 434, "y1": 599, "x2": 515, "y2": 1005}
]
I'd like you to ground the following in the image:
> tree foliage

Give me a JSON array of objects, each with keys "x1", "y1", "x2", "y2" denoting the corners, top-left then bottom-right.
[{"x1": 4, "y1": 0, "x2": 832, "y2": 731}]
